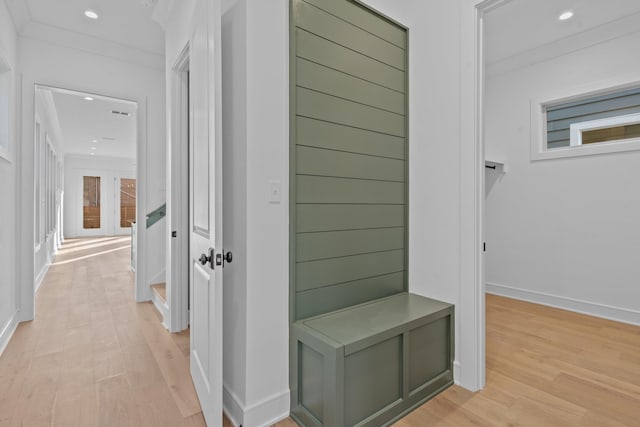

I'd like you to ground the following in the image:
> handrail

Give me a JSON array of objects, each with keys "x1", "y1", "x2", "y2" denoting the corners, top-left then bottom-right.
[{"x1": 146, "y1": 203, "x2": 166, "y2": 229}]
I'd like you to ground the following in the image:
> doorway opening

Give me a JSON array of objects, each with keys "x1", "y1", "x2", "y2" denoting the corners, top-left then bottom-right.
[
  {"x1": 167, "y1": 45, "x2": 190, "y2": 334},
  {"x1": 33, "y1": 84, "x2": 139, "y2": 297}
]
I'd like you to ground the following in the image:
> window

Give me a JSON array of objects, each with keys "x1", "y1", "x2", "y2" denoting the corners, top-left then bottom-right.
[
  {"x1": 0, "y1": 53, "x2": 10, "y2": 161},
  {"x1": 120, "y1": 178, "x2": 136, "y2": 228},
  {"x1": 83, "y1": 176, "x2": 101, "y2": 229},
  {"x1": 531, "y1": 84, "x2": 640, "y2": 160},
  {"x1": 34, "y1": 122, "x2": 41, "y2": 245}
]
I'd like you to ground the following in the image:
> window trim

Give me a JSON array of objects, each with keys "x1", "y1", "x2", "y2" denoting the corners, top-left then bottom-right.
[
  {"x1": 569, "y1": 113, "x2": 640, "y2": 147},
  {"x1": 531, "y1": 78, "x2": 640, "y2": 161}
]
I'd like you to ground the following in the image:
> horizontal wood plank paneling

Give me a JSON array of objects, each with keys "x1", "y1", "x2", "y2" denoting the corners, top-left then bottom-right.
[
  {"x1": 292, "y1": 0, "x2": 407, "y2": 320},
  {"x1": 297, "y1": 88, "x2": 405, "y2": 137},
  {"x1": 301, "y1": 0, "x2": 405, "y2": 48},
  {"x1": 297, "y1": 175, "x2": 404, "y2": 204},
  {"x1": 296, "y1": 249, "x2": 404, "y2": 292},
  {"x1": 294, "y1": 1, "x2": 405, "y2": 70},
  {"x1": 295, "y1": 272, "x2": 405, "y2": 319},
  {"x1": 297, "y1": 117, "x2": 405, "y2": 159},
  {"x1": 297, "y1": 227, "x2": 404, "y2": 262},
  {"x1": 297, "y1": 146, "x2": 405, "y2": 182},
  {"x1": 296, "y1": 204, "x2": 405, "y2": 232},
  {"x1": 297, "y1": 58, "x2": 405, "y2": 114},
  {"x1": 296, "y1": 29, "x2": 405, "y2": 92}
]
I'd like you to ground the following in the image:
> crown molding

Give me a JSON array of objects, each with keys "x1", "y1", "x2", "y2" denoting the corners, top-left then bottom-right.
[
  {"x1": 487, "y1": 11, "x2": 640, "y2": 78},
  {"x1": 4, "y1": 0, "x2": 31, "y2": 33},
  {"x1": 20, "y1": 21, "x2": 164, "y2": 70}
]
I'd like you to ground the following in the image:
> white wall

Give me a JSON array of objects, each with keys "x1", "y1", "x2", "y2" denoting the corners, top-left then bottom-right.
[
  {"x1": 18, "y1": 35, "x2": 166, "y2": 318},
  {"x1": 63, "y1": 155, "x2": 136, "y2": 238},
  {"x1": 0, "y1": 0, "x2": 18, "y2": 354},
  {"x1": 485, "y1": 31, "x2": 640, "y2": 324}
]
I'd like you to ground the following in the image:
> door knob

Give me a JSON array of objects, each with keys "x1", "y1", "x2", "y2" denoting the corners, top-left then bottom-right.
[
  {"x1": 224, "y1": 251, "x2": 233, "y2": 263},
  {"x1": 199, "y1": 253, "x2": 211, "y2": 266},
  {"x1": 199, "y1": 248, "x2": 214, "y2": 269}
]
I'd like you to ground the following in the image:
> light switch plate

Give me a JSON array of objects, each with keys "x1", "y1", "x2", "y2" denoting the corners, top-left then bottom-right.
[{"x1": 269, "y1": 180, "x2": 281, "y2": 204}]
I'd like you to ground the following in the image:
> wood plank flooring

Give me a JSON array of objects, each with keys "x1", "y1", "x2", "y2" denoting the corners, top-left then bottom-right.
[
  {"x1": 2, "y1": 236, "x2": 639, "y2": 426},
  {"x1": 0, "y1": 237, "x2": 205, "y2": 427}
]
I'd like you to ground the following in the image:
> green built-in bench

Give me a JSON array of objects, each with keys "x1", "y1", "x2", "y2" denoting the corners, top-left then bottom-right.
[{"x1": 291, "y1": 293, "x2": 454, "y2": 427}]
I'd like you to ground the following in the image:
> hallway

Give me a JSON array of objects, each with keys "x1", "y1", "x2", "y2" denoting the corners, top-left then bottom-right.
[{"x1": 0, "y1": 237, "x2": 204, "y2": 426}]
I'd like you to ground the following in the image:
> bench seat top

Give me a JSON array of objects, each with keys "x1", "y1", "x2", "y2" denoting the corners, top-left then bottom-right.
[{"x1": 297, "y1": 292, "x2": 452, "y2": 348}]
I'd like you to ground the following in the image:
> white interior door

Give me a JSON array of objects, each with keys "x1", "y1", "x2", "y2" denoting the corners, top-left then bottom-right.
[{"x1": 189, "y1": 0, "x2": 223, "y2": 425}]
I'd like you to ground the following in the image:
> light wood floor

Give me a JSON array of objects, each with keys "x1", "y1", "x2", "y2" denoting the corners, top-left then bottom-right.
[
  {"x1": 0, "y1": 237, "x2": 204, "y2": 427},
  {"x1": 2, "y1": 237, "x2": 639, "y2": 426}
]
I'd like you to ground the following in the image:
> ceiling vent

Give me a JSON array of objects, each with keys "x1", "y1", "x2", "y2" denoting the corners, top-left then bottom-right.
[{"x1": 111, "y1": 110, "x2": 132, "y2": 117}]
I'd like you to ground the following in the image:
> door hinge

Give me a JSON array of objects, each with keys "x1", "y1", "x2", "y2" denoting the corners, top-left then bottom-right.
[
  {"x1": 172, "y1": 231, "x2": 177, "y2": 238},
  {"x1": 483, "y1": 242, "x2": 486, "y2": 252}
]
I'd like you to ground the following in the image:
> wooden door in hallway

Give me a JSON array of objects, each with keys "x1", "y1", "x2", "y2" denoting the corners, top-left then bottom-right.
[{"x1": 188, "y1": 0, "x2": 224, "y2": 425}]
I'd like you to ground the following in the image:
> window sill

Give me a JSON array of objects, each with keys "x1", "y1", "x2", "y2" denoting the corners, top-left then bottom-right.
[{"x1": 531, "y1": 137, "x2": 640, "y2": 161}]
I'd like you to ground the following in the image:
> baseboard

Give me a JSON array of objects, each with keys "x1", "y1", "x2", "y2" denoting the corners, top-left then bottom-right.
[
  {"x1": 453, "y1": 360, "x2": 461, "y2": 385},
  {"x1": 486, "y1": 282, "x2": 640, "y2": 326},
  {"x1": 223, "y1": 385, "x2": 245, "y2": 427},
  {"x1": 223, "y1": 385, "x2": 290, "y2": 427},
  {"x1": 151, "y1": 292, "x2": 169, "y2": 330},
  {"x1": 34, "y1": 262, "x2": 50, "y2": 294},
  {"x1": 0, "y1": 311, "x2": 19, "y2": 357}
]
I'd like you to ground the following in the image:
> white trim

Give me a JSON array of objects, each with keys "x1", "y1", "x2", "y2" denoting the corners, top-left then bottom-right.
[
  {"x1": 167, "y1": 43, "x2": 190, "y2": 333},
  {"x1": 223, "y1": 386, "x2": 290, "y2": 427},
  {"x1": 20, "y1": 22, "x2": 164, "y2": 70},
  {"x1": 0, "y1": 312, "x2": 18, "y2": 357},
  {"x1": 486, "y1": 11, "x2": 640, "y2": 78},
  {"x1": 531, "y1": 77, "x2": 640, "y2": 161},
  {"x1": 460, "y1": 0, "x2": 502, "y2": 393},
  {"x1": 223, "y1": 385, "x2": 245, "y2": 427},
  {"x1": 453, "y1": 360, "x2": 461, "y2": 385},
  {"x1": 570, "y1": 113, "x2": 640, "y2": 146},
  {"x1": 34, "y1": 261, "x2": 50, "y2": 293},
  {"x1": 151, "y1": 291, "x2": 169, "y2": 330},
  {"x1": 486, "y1": 282, "x2": 640, "y2": 326}
]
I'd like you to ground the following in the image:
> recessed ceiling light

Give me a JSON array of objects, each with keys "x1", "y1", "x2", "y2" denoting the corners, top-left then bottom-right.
[
  {"x1": 84, "y1": 10, "x2": 99, "y2": 20},
  {"x1": 558, "y1": 11, "x2": 574, "y2": 21},
  {"x1": 91, "y1": 147, "x2": 97, "y2": 150},
  {"x1": 90, "y1": 153, "x2": 95, "y2": 156},
  {"x1": 92, "y1": 140, "x2": 98, "y2": 143},
  {"x1": 84, "y1": 96, "x2": 94, "y2": 101}
]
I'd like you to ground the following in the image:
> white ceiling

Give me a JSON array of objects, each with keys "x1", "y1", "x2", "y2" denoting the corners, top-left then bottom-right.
[
  {"x1": 485, "y1": 0, "x2": 640, "y2": 64},
  {"x1": 42, "y1": 87, "x2": 137, "y2": 159},
  {"x1": 7, "y1": 0, "x2": 164, "y2": 56}
]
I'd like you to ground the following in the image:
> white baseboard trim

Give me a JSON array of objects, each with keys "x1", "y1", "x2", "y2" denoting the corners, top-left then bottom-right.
[
  {"x1": 223, "y1": 385, "x2": 290, "y2": 427},
  {"x1": 0, "y1": 311, "x2": 19, "y2": 357},
  {"x1": 486, "y1": 282, "x2": 640, "y2": 326},
  {"x1": 453, "y1": 360, "x2": 461, "y2": 385},
  {"x1": 223, "y1": 385, "x2": 245, "y2": 427},
  {"x1": 35, "y1": 262, "x2": 51, "y2": 294},
  {"x1": 151, "y1": 292, "x2": 169, "y2": 330}
]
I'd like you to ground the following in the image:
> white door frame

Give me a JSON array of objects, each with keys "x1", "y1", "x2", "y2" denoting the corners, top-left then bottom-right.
[
  {"x1": 459, "y1": 0, "x2": 508, "y2": 392},
  {"x1": 18, "y1": 83, "x2": 148, "y2": 320},
  {"x1": 167, "y1": 44, "x2": 191, "y2": 333}
]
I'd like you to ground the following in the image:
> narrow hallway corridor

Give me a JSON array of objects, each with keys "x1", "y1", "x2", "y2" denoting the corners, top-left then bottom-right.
[{"x1": 0, "y1": 237, "x2": 205, "y2": 427}]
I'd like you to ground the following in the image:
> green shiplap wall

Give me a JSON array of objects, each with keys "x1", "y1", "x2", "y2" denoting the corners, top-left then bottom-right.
[{"x1": 291, "y1": 0, "x2": 408, "y2": 321}]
